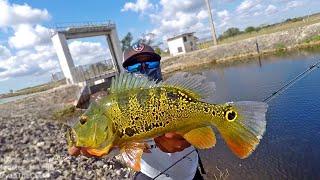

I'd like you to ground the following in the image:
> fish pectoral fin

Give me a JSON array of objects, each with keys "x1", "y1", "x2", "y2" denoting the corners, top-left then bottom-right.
[
  {"x1": 183, "y1": 126, "x2": 216, "y2": 149},
  {"x1": 120, "y1": 142, "x2": 149, "y2": 171}
]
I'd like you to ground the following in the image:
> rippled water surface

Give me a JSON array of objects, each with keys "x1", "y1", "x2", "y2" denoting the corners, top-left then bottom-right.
[{"x1": 191, "y1": 50, "x2": 320, "y2": 180}]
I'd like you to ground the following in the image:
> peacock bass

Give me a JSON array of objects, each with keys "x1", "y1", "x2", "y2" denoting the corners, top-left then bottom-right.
[{"x1": 66, "y1": 73, "x2": 268, "y2": 171}]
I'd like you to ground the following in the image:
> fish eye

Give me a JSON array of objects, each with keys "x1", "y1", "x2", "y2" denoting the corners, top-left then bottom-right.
[
  {"x1": 79, "y1": 115, "x2": 88, "y2": 125},
  {"x1": 225, "y1": 110, "x2": 237, "y2": 122}
]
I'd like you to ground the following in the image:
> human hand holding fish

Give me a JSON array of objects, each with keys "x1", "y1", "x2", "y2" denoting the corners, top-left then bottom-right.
[
  {"x1": 66, "y1": 73, "x2": 268, "y2": 171},
  {"x1": 154, "y1": 132, "x2": 191, "y2": 153}
]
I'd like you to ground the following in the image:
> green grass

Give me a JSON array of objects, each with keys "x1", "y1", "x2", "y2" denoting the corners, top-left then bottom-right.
[
  {"x1": 52, "y1": 105, "x2": 76, "y2": 121},
  {"x1": 0, "y1": 79, "x2": 66, "y2": 99},
  {"x1": 304, "y1": 35, "x2": 320, "y2": 43},
  {"x1": 275, "y1": 43, "x2": 287, "y2": 55},
  {"x1": 198, "y1": 13, "x2": 320, "y2": 49}
]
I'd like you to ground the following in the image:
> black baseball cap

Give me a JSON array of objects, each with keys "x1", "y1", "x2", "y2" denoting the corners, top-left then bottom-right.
[{"x1": 123, "y1": 43, "x2": 161, "y2": 68}]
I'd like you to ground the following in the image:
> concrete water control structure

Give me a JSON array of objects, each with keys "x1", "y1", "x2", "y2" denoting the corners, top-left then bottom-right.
[{"x1": 50, "y1": 21, "x2": 124, "y2": 85}]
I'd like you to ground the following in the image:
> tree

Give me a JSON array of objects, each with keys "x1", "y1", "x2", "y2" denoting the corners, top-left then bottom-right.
[
  {"x1": 121, "y1": 32, "x2": 133, "y2": 51},
  {"x1": 245, "y1": 26, "x2": 256, "y2": 33},
  {"x1": 219, "y1": 27, "x2": 242, "y2": 39},
  {"x1": 136, "y1": 33, "x2": 156, "y2": 46},
  {"x1": 154, "y1": 47, "x2": 162, "y2": 55}
]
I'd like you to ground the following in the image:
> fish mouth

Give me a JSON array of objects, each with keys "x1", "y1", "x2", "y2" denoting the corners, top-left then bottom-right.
[
  {"x1": 65, "y1": 127, "x2": 104, "y2": 157},
  {"x1": 66, "y1": 127, "x2": 77, "y2": 147}
]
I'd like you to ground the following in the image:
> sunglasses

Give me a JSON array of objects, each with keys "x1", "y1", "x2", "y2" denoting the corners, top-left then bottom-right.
[{"x1": 126, "y1": 61, "x2": 160, "y2": 73}]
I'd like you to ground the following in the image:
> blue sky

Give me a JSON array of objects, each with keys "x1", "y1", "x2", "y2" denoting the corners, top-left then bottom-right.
[{"x1": 0, "y1": 0, "x2": 319, "y2": 93}]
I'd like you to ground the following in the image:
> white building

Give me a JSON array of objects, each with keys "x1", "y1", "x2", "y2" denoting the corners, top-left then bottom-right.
[{"x1": 167, "y1": 32, "x2": 198, "y2": 56}]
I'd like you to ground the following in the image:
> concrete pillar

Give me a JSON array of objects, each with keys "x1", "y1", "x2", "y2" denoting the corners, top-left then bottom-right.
[
  {"x1": 107, "y1": 26, "x2": 125, "y2": 73},
  {"x1": 51, "y1": 33, "x2": 76, "y2": 84}
]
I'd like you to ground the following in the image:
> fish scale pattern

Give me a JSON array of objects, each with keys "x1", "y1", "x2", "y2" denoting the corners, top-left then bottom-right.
[{"x1": 105, "y1": 86, "x2": 228, "y2": 145}]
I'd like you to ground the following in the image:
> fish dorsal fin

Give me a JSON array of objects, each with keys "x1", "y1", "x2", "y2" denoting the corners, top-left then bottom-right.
[
  {"x1": 183, "y1": 126, "x2": 216, "y2": 149},
  {"x1": 109, "y1": 73, "x2": 159, "y2": 94},
  {"x1": 164, "y1": 72, "x2": 215, "y2": 100},
  {"x1": 120, "y1": 142, "x2": 149, "y2": 171}
]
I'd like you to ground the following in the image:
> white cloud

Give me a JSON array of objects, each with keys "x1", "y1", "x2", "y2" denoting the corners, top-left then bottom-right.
[
  {"x1": 0, "y1": 0, "x2": 59, "y2": 80},
  {"x1": 121, "y1": 0, "x2": 153, "y2": 13},
  {"x1": 265, "y1": 4, "x2": 278, "y2": 14},
  {"x1": 217, "y1": 10, "x2": 230, "y2": 19},
  {"x1": 0, "y1": 45, "x2": 11, "y2": 59},
  {"x1": 147, "y1": 0, "x2": 209, "y2": 40},
  {"x1": 217, "y1": 10, "x2": 231, "y2": 28},
  {"x1": 286, "y1": 1, "x2": 304, "y2": 9},
  {"x1": 68, "y1": 41, "x2": 111, "y2": 66},
  {"x1": 0, "y1": 40, "x2": 113, "y2": 81},
  {"x1": 197, "y1": 10, "x2": 208, "y2": 20},
  {"x1": 0, "y1": 0, "x2": 50, "y2": 28},
  {"x1": 0, "y1": 1, "x2": 116, "y2": 81},
  {"x1": 8, "y1": 24, "x2": 51, "y2": 49},
  {"x1": 236, "y1": 0, "x2": 263, "y2": 15},
  {"x1": 0, "y1": 46, "x2": 59, "y2": 80}
]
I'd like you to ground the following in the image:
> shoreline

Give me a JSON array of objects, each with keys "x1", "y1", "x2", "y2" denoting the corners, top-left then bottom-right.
[
  {"x1": 162, "y1": 41, "x2": 320, "y2": 74},
  {"x1": 161, "y1": 22, "x2": 320, "y2": 74}
]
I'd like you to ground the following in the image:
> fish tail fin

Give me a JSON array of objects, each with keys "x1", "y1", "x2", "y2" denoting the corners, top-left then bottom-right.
[{"x1": 215, "y1": 101, "x2": 268, "y2": 159}]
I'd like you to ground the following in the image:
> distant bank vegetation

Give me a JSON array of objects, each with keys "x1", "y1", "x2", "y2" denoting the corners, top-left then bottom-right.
[
  {"x1": 218, "y1": 17, "x2": 305, "y2": 40},
  {"x1": 0, "y1": 79, "x2": 66, "y2": 99},
  {"x1": 198, "y1": 13, "x2": 320, "y2": 49}
]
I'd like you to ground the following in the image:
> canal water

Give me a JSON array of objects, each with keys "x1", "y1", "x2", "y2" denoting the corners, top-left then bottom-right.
[{"x1": 190, "y1": 50, "x2": 320, "y2": 180}]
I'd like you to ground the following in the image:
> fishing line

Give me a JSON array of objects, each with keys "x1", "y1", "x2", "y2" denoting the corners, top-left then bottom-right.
[
  {"x1": 152, "y1": 60, "x2": 320, "y2": 180},
  {"x1": 263, "y1": 60, "x2": 320, "y2": 103}
]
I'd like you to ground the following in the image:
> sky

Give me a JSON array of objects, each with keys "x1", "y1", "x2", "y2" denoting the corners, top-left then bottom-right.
[{"x1": 0, "y1": 0, "x2": 319, "y2": 93}]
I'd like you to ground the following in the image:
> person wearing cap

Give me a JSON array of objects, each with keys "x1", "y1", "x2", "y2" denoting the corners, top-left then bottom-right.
[{"x1": 123, "y1": 43, "x2": 203, "y2": 180}]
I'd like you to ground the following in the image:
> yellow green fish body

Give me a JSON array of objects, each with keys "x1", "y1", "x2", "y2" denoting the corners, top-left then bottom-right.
[
  {"x1": 67, "y1": 73, "x2": 268, "y2": 171},
  {"x1": 107, "y1": 86, "x2": 230, "y2": 144}
]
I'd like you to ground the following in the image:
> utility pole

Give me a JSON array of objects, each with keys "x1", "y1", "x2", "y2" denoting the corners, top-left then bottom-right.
[{"x1": 205, "y1": 0, "x2": 218, "y2": 45}]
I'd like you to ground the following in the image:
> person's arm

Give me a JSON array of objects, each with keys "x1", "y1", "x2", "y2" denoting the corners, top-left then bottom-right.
[{"x1": 154, "y1": 132, "x2": 191, "y2": 153}]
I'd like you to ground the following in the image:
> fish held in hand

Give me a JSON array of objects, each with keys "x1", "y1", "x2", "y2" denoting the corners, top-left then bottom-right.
[{"x1": 66, "y1": 73, "x2": 268, "y2": 171}]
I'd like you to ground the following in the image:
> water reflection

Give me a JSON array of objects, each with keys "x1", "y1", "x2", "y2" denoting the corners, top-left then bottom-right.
[{"x1": 189, "y1": 49, "x2": 320, "y2": 180}]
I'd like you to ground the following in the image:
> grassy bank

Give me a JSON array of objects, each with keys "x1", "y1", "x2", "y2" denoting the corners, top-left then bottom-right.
[
  {"x1": 198, "y1": 13, "x2": 320, "y2": 49},
  {"x1": 162, "y1": 37, "x2": 320, "y2": 75},
  {"x1": 0, "y1": 79, "x2": 66, "y2": 99}
]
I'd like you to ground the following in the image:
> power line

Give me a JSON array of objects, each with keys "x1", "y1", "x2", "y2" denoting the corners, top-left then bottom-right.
[{"x1": 152, "y1": 59, "x2": 320, "y2": 179}]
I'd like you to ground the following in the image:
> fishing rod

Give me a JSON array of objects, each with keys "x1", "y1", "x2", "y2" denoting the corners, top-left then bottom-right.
[
  {"x1": 263, "y1": 60, "x2": 320, "y2": 103},
  {"x1": 152, "y1": 60, "x2": 320, "y2": 180}
]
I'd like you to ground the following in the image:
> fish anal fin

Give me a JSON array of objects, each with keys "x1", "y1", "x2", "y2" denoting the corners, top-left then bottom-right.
[
  {"x1": 220, "y1": 127, "x2": 259, "y2": 159},
  {"x1": 183, "y1": 126, "x2": 216, "y2": 149},
  {"x1": 120, "y1": 142, "x2": 149, "y2": 171}
]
